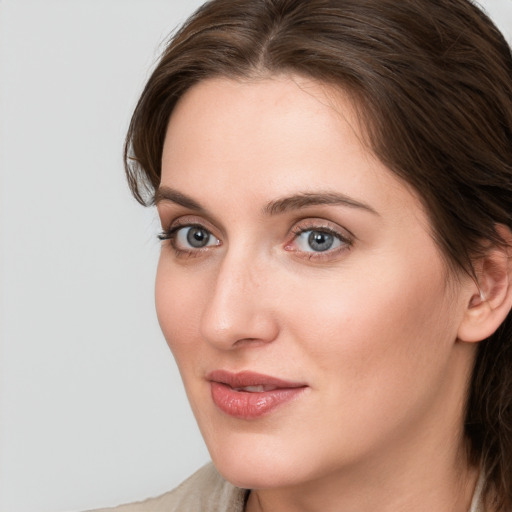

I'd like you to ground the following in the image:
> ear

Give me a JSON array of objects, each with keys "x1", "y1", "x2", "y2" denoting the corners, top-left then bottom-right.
[{"x1": 457, "y1": 224, "x2": 512, "y2": 343}]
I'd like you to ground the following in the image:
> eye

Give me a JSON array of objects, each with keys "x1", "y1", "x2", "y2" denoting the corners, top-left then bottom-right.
[
  {"x1": 158, "y1": 224, "x2": 220, "y2": 252},
  {"x1": 285, "y1": 222, "x2": 353, "y2": 260},
  {"x1": 176, "y1": 226, "x2": 217, "y2": 249},
  {"x1": 295, "y1": 229, "x2": 344, "y2": 252}
]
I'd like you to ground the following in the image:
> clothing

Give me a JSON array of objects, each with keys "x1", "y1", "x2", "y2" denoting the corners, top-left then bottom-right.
[
  {"x1": 88, "y1": 463, "x2": 247, "y2": 512},
  {"x1": 90, "y1": 463, "x2": 484, "y2": 512},
  {"x1": 470, "y1": 472, "x2": 485, "y2": 512}
]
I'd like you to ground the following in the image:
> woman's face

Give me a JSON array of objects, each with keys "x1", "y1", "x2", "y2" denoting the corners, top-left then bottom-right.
[{"x1": 156, "y1": 76, "x2": 475, "y2": 489}]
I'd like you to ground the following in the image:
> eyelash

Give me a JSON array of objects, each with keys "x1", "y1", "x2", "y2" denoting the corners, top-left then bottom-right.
[{"x1": 158, "y1": 220, "x2": 353, "y2": 260}]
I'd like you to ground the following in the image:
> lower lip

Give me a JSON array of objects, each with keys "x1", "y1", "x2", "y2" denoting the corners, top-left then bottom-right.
[{"x1": 210, "y1": 382, "x2": 306, "y2": 419}]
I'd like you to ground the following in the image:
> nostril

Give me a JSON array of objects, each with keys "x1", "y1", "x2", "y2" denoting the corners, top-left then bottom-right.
[{"x1": 232, "y1": 337, "x2": 270, "y2": 348}]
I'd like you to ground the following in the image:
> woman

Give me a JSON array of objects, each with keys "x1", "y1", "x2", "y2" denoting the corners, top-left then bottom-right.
[{"x1": 95, "y1": 0, "x2": 512, "y2": 510}]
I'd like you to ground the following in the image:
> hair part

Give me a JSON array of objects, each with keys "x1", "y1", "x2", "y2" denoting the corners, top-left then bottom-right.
[{"x1": 124, "y1": 0, "x2": 512, "y2": 507}]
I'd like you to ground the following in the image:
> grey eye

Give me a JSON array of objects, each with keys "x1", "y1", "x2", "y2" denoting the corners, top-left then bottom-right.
[
  {"x1": 174, "y1": 226, "x2": 219, "y2": 249},
  {"x1": 186, "y1": 227, "x2": 211, "y2": 248},
  {"x1": 294, "y1": 229, "x2": 344, "y2": 253},
  {"x1": 307, "y1": 231, "x2": 334, "y2": 252}
]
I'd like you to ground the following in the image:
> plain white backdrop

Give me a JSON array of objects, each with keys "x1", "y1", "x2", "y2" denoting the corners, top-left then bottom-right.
[{"x1": 0, "y1": 1, "x2": 511, "y2": 511}]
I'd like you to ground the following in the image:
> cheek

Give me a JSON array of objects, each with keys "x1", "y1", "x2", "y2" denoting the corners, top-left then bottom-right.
[
  {"x1": 155, "y1": 258, "x2": 204, "y2": 358},
  {"x1": 282, "y1": 252, "x2": 457, "y2": 394}
]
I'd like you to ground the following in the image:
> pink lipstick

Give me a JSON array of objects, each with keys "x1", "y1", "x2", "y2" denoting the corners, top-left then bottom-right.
[{"x1": 207, "y1": 370, "x2": 307, "y2": 419}]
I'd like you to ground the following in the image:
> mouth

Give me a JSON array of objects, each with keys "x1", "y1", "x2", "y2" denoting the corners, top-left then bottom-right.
[
  {"x1": 231, "y1": 385, "x2": 278, "y2": 392},
  {"x1": 206, "y1": 370, "x2": 308, "y2": 419}
]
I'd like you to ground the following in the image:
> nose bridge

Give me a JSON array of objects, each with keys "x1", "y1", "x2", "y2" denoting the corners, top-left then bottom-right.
[{"x1": 200, "y1": 245, "x2": 277, "y2": 348}]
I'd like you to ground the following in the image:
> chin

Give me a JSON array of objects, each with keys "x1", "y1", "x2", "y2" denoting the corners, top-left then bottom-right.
[
  {"x1": 213, "y1": 457, "x2": 296, "y2": 490},
  {"x1": 206, "y1": 435, "x2": 318, "y2": 490}
]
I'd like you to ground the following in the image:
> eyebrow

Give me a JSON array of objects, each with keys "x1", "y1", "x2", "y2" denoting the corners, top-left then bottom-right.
[
  {"x1": 154, "y1": 187, "x2": 206, "y2": 212},
  {"x1": 264, "y1": 192, "x2": 379, "y2": 216},
  {"x1": 154, "y1": 186, "x2": 378, "y2": 216}
]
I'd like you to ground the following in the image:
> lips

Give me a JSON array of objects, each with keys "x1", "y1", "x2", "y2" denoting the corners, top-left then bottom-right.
[{"x1": 207, "y1": 370, "x2": 307, "y2": 419}]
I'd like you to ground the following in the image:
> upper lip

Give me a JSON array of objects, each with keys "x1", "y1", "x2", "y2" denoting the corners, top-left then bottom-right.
[{"x1": 206, "y1": 370, "x2": 306, "y2": 389}]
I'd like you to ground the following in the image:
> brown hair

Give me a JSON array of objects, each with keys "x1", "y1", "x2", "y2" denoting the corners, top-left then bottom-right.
[{"x1": 125, "y1": 0, "x2": 512, "y2": 508}]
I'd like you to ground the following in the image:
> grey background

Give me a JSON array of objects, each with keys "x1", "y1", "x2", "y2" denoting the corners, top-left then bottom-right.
[{"x1": 0, "y1": 1, "x2": 510, "y2": 511}]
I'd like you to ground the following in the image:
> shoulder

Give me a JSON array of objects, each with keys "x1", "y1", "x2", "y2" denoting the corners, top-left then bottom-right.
[{"x1": 88, "y1": 463, "x2": 248, "y2": 512}]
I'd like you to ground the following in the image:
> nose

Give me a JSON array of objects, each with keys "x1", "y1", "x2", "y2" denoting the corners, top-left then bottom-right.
[{"x1": 199, "y1": 251, "x2": 279, "y2": 350}]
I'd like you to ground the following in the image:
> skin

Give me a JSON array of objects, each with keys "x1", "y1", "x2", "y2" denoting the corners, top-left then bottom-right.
[{"x1": 155, "y1": 75, "x2": 480, "y2": 512}]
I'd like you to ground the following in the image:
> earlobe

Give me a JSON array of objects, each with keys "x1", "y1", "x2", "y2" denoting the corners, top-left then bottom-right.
[{"x1": 457, "y1": 225, "x2": 512, "y2": 343}]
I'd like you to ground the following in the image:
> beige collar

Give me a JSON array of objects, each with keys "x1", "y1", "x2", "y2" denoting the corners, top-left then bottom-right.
[{"x1": 469, "y1": 472, "x2": 485, "y2": 512}]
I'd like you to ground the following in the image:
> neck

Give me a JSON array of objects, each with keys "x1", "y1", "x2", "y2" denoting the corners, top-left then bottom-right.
[{"x1": 246, "y1": 447, "x2": 479, "y2": 512}]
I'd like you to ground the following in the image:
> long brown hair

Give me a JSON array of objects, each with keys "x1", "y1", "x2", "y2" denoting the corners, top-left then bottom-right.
[{"x1": 124, "y1": 0, "x2": 512, "y2": 508}]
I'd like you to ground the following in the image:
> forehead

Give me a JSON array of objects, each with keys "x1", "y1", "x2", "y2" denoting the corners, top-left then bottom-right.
[
  {"x1": 160, "y1": 75, "x2": 423, "y2": 223},
  {"x1": 164, "y1": 76, "x2": 364, "y2": 177}
]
